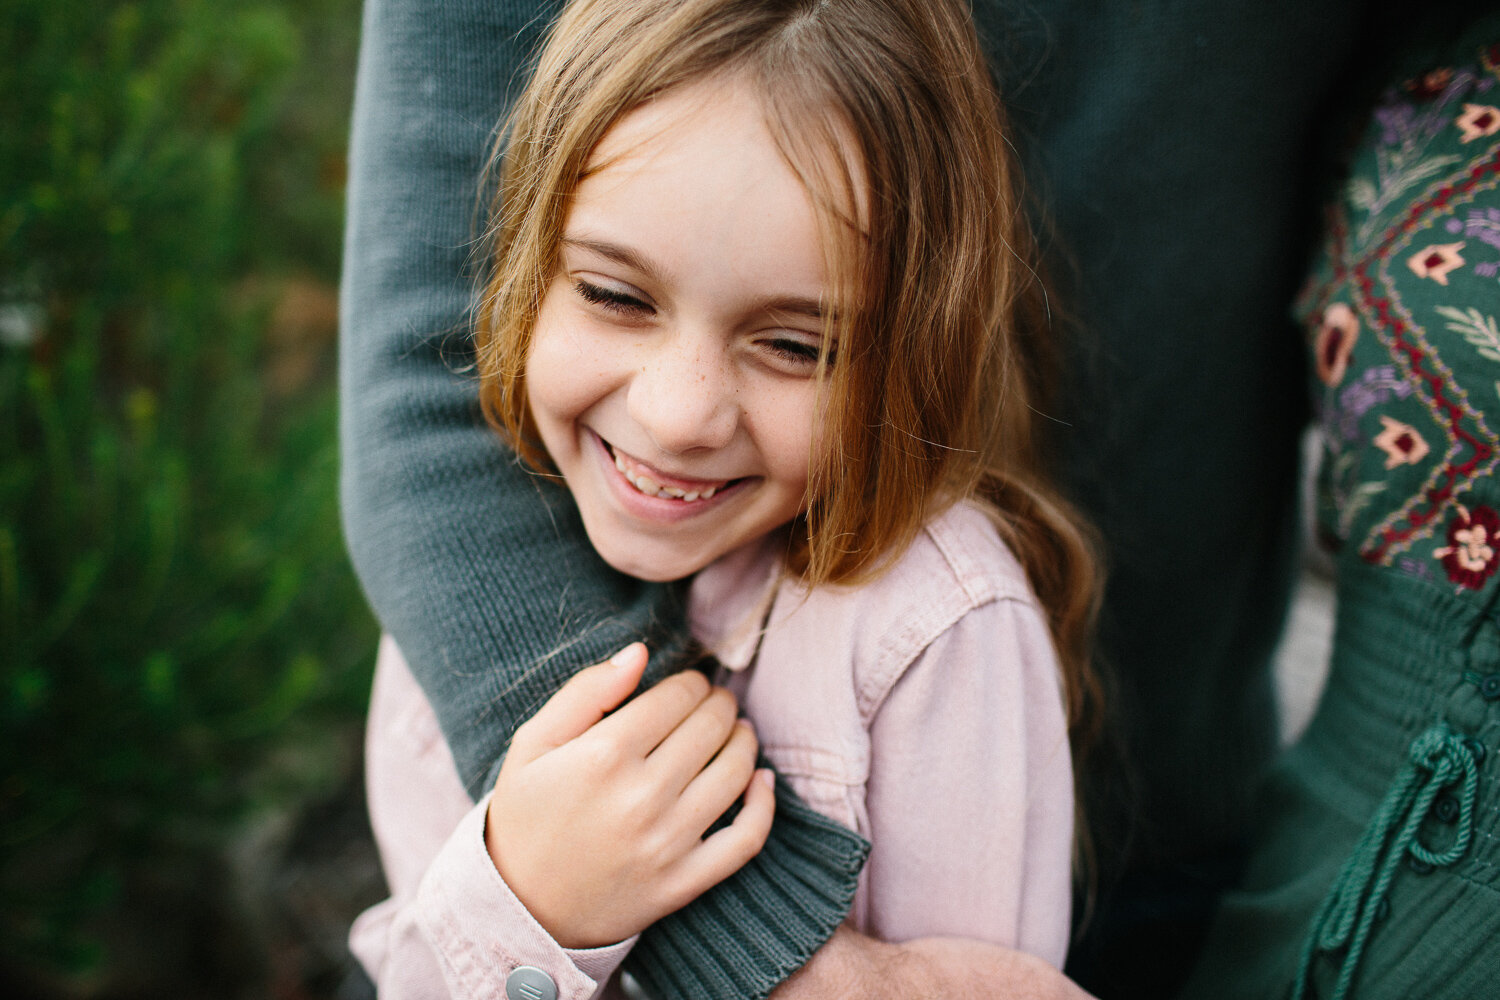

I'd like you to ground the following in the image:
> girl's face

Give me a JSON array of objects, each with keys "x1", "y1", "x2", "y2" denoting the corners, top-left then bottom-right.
[{"x1": 526, "y1": 74, "x2": 835, "y2": 581}]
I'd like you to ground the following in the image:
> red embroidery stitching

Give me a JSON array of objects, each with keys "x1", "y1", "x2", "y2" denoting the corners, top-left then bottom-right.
[{"x1": 1354, "y1": 150, "x2": 1500, "y2": 563}]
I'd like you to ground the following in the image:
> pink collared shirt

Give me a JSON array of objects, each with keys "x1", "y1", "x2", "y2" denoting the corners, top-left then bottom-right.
[{"x1": 351, "y1": 501, "x2": 1074, "y2": 998}]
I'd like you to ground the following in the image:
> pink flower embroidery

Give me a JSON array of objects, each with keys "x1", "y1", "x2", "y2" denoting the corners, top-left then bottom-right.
[
  {"x1": 1314, "y1": 302, "x2": 1359, "y2": 386},
  {"x1": 1373, "y1": 415, "x2": 1430, "y2": 469},
  {"x1": 1458, "y1": 103, "x2": 1500, "y2": 143},
  {"x1": 1434, "y1": 504, "x2": 1500, "y2": 590},
  {"x1": 1406, "y1": 242, "x2": 1466, "y2": 285}
]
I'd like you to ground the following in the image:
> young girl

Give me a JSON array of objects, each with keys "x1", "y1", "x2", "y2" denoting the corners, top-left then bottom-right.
[{"x1": 351, "y1": 0, "x2": 1098, "y2": 996}]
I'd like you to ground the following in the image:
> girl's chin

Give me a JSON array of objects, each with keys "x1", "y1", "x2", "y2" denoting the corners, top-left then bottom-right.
[
  {"x1": 577, "y1": 512, "x2": 708, "y2": 581},
  {"x1": 590, "y1": 541, "x2": 703, "y2": 582}
]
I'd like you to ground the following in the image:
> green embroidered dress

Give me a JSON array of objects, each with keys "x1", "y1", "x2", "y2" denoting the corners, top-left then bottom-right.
[{"x1": 1183, "y1": 22, "x2": 1500, "y2": 1000}]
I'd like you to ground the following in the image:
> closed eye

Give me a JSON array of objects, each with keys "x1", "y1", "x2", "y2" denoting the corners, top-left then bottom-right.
[
  {"x1": 574, "y1": 279, "x2": 653, "y2": 315},
  {"x1": 761, "y1": 334, "x2": 835, "y2": 369}
]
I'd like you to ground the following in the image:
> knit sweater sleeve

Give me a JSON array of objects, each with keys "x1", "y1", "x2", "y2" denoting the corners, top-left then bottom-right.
[{"x1": 337, "y1": 1, "x2": 866, "y2": 996}]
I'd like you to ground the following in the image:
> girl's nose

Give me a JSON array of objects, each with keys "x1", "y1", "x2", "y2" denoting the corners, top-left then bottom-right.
[{"x1": 626, "y1": 330, "x2": 738, "y2": 455}]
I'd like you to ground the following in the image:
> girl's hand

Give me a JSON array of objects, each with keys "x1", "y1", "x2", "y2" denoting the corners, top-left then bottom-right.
[{"x1": 485, "y1": 642, "x2": 775, "y2": 948}]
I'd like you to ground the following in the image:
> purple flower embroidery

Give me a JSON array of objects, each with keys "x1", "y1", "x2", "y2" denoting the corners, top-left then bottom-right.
[
  {"x1": 1398, "y1": 557, "x2": 1436, "y2": 581},
  {"x1": 1334, "y1": 367, "x2": 1413, "y2": 442},
  {"x1": 1461, "y1": 207, "x2": 1500, "y2": 251},
  {"x1": 1375, "y1": 70, "x2": 1479, "y2": 147},
  {"x1": 1375, "y1": 102, "x2": 1421, "y2": 147}
]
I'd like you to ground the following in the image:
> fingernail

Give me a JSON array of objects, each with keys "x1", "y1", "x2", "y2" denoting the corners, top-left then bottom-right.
[
  {"x1": 757, "y1": 768, "x2": 776, "y2": 789},
  {"x1": 609, "y1": 642, "x2": 645, "y2": 667}
]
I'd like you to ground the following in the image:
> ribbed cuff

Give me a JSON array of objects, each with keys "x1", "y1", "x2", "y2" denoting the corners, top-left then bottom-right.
[{"x1": 624, "y1": 778, "x2": 870, "y2": 1000}]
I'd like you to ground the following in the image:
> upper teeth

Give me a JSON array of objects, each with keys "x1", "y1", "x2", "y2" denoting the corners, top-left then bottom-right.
[{"x1": 614, "y1": 451, "x2": 719, "y2": 501}]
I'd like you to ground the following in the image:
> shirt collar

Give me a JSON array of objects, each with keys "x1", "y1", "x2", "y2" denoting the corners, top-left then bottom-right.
[{"x1": 687, "y1": 533, "x2": 784, "y2": 671}]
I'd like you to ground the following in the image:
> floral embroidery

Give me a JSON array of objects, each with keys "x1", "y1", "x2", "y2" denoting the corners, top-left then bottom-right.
[
  {"x1": 1407, "y1": 241, "x2": 1467, "y2": 285},
  {"x1": 1374, "y1": 97, "x2": 1462, "y2": 156},
  {"x1": 1333, "y1": 366, "x2": 1412, "y2": 442},
  {"x1": 1457, "y1": 103, "x2": 1500, "y2": 143},
  {"x1": 1446, "y1": 207, "x2": 1500, "y2": 278},
  {"x1": 1398, "y1": 556, "x2": 1436, "y2": 582},
  {"x1": 1316, "y1": 302, "x2": 1360, "y2": 385},
  {"x1": 1407, "y1": 67, "x2": 1455, "y2": 102},
  {"x1": 1301, "y1": 37, "x2": 1500, "y2": 573},
  {"x1": 1449, "y1": 206, "x2": 1500, "y2": 249},
  {"x1": 1434, "y1": 504, "x2": 1500, "y2": 589},
  {"x1": 1373, "y1": 415, "x2": 1431, "y2": 469}
]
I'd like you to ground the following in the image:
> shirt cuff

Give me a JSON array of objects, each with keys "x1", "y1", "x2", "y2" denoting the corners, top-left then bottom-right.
[{"x1": 416, "y1": 793, "x2": 637, "y2": 999}]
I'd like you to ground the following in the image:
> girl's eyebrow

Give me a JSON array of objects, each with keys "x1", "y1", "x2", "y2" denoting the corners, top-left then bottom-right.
[
  {"x1": 560, "y1": 236, "x2": 661, "y2": 282},
  {"x1": 763, "y1": 296, "x2": 826, "y2": 322}
]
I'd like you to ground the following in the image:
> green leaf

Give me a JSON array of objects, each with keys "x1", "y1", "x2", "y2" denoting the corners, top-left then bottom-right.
[
  {"x1": 1340, "y1": 481, "x2": 1387, "y2": 537},
  {"x1": 1438, "y1": 304, "x2": 1500, "y2": 364}
]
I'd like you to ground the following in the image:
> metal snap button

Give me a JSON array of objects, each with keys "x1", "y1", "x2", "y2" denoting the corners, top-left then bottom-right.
[{"x1": 507, "y1": 966, "x2": 559, "y2": 1000}]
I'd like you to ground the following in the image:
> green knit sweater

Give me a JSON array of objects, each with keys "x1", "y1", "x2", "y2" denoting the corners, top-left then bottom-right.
[{"x1": 339, "y1": 1, "x2": 1364, "y2": 996}]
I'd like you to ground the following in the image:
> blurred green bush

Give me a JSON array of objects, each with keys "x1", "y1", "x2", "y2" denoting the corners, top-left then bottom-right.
[{"x1": 0, "y1": 0, "x2": 375, "y2": 993}]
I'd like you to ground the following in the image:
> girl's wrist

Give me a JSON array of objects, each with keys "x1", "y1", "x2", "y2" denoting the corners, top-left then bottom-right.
[{"x1": 483, "y1": 794, "x2": 582, "y2": 946}]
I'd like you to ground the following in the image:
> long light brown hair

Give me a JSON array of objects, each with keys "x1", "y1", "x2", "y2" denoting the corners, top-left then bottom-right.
[{"x1": 475, "y1": 0, "x2": 1102, "y2": 773}]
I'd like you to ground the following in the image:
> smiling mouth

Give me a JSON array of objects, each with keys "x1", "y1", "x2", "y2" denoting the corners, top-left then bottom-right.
[{"x1": 605, "y1": 441, "x2": 739, "y2": 502}]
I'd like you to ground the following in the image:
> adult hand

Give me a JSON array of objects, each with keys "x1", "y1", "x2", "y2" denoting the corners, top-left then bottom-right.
[
  {"x1": 772, "y1": 924, "x2": 1098, "y2": 1000},
  {"x1": 485, "y1": 643, "x2": 775, "y2": 948}
]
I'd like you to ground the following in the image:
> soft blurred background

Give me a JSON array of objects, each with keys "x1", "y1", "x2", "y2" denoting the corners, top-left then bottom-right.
[{"x1": 1, "y1": 1, "x2": 385, "y2": 996}]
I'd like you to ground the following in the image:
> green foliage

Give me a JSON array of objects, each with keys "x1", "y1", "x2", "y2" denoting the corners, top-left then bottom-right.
[{"x1": 0, "y1": 0, "x2": 373, "y2": 989}]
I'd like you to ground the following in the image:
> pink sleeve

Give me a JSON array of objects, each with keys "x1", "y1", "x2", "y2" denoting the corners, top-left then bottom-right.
[
  {"x1": 349, "y1": 637, "x2": 634, "y2": 999},
  {"x1": 858, "y1": 596, "x2": 1073, "y2": 967}
]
